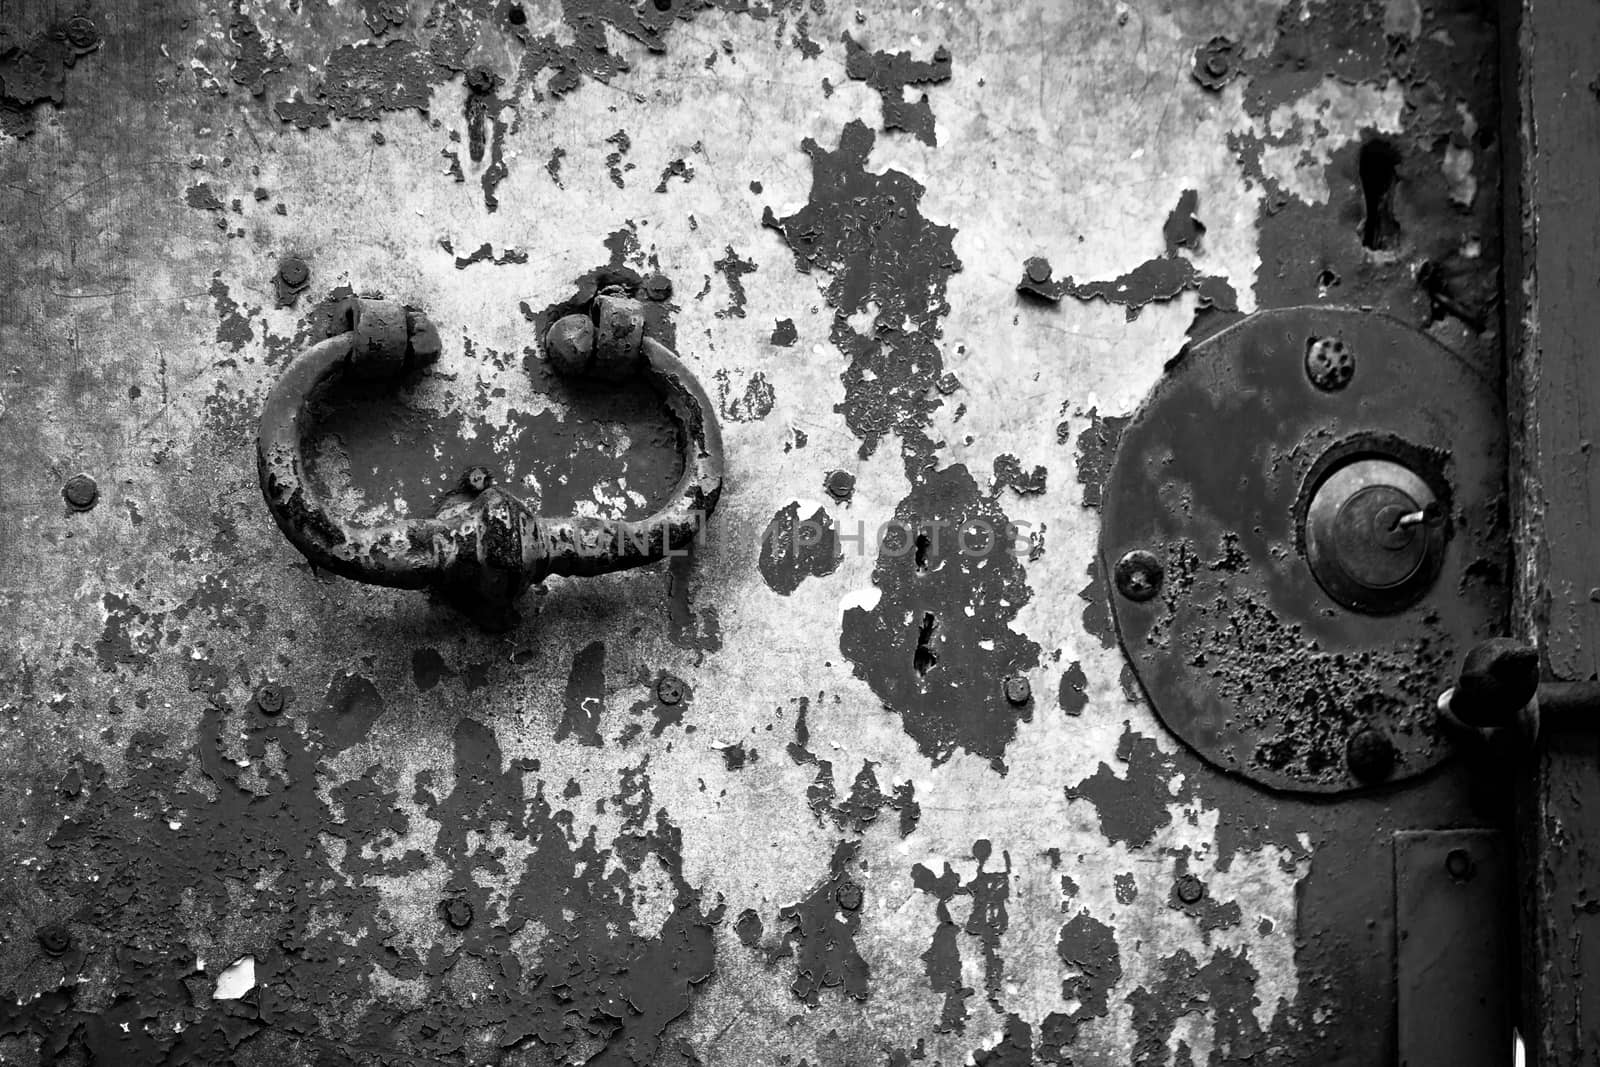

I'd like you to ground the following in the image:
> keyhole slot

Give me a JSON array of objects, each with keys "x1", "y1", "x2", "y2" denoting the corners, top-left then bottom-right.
[
  {"x1": 914, "y1": 612, "x2": 939, "y2": 676},
  {"x1": 1359, "y1": 138, "x2": 1402, "y2": 251}
]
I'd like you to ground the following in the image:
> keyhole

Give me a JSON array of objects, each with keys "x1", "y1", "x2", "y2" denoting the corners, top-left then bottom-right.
[
  {"x1": 1359, "y1": 138, "x2": 1402, "y2": 251},
  {"x1": 914, "y1": 612, "x2": 939, "y2": 675}
]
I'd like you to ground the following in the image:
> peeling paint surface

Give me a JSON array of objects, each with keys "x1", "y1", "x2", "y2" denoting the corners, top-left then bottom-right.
[{"x1": 0, "y1": 0, "x2": 1505, "y2": 1064}]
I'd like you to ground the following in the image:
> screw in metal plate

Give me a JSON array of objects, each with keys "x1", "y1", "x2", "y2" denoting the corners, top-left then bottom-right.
[
  {"x1": 824, "y1": 470, "x2": 856, "y2": 502},
  {"x1": 1114, "y1": 549, "x2": 1164, "y2": 602},
  {"x1": 64, "y1": 16, "x2": 98, "y2": 51},
  {"x1": 1305, "y1": 336, "x2": 1355, "y2": 392},
  {"x1": 1346, "y1": 728, "x2": 1395, "y2": 782},
  {"x1": 835, "y1": 880, "x2": 863, "y2": 912},
  {"x1": 1175, "y1": 874, "x2": 1206, "y2": 905},
  {"x1": 62, "y1": 473, "x2": 99, "y2": 511},
  {"x1": 657, "y1": 676, "x2": 685, "y2": 706},
  {"x1": 36, "y1": 924, "x2": 71, "y2": 956},
  {"x1": 277, "y1": 257, "x2": 309, "y2": 289},
  {"x1": 255, "y1": 683, "x2": 285, "y2": 715},
  {"x1": 443, "y1": 897, "x2": 474, "y2": 929},
  {"x1": 1003, "y1": 675, "x2": 1032, "y2": 705},
  {"x1": 1445, "y1": 847, "x2": 1476, "y2": 883}
]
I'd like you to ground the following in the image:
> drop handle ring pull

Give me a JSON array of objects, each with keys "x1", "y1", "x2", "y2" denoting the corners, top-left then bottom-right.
[{"x1": 256, "y1": 289, "x2": 725, "y2": 631}]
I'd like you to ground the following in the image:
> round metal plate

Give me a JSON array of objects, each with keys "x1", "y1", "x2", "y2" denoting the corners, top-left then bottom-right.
[{"x1": 1100, "y1": 308, "x2": 1506, "y2": 794}]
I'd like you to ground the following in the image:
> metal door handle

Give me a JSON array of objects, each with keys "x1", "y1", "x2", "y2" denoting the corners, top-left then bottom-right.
[
  {"x1": 256, "y1": 289, "x2": 724, "y2": 631},
  {"x1": 1438, "y1": 638, "x2": 1599, "y2": 745}
]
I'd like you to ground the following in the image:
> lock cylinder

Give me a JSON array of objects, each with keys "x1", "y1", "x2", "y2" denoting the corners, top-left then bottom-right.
[{"x1": 1302, "y1": 455, "x2": 1447, "y2": 614}]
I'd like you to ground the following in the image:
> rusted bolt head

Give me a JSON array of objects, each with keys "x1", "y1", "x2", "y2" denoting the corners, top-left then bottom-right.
[
  {"x1": 1025, "y1": 256, "x2": 1052, "y2": 284},
  {"x1": 1346, "y1": 728, "x2": 1395, "y2": 782},
  {"x1": 278, "y1": 257, "x2": 309, "y2": 288},
  {"x1": 255, "y1": 683, "x2": 285, "y2": 715},
  {"x1": 824, "y1": 470, "x2": 856, "y2": 502},
  {"x1": 462, "y1": 466, "x2": 493, "y2": 494},
  {"x1": 1445, "y1": 847, "x2": 1475, "y2": 882},
  {"x1": 443, "y1": 897, "x2": 474, "y2": 929},
  {"x1": 1003, "y1": 675, "x2": 1032, "y2": 705},
  {"x1": 641, "y1": 273, "x2": 673, "y2": 301},
  {"x1": 1114, "y1": 549, "x2": 1164, "y2": 602},
  {"x1": 1305, "y1": 337, "x2": 1354, "y2": 392},
  {"x1": 546, "y1": 314, "x2": 595, "y2": 378},
  {"x1": 62, "y1": 473, "x2": 99, "y2": 511},
  {"x1": 657, "y1": 676, "x2": 685, "y2": 706},
  {"x1": 64, "y1": 16, "x2": 98, "y2": 51},
  {"x1": 835, "y1": 880, "x2": 863, "y2": 911},
  {"x1": 1175, "y1": 874, "x2": 1206, "y2": 905},
  {"x1": 36, "y1": 924, "x2": 71, "y2": 956},
  {"x1": 592, "y1": 294, "x2": 647, "y2": 382}
]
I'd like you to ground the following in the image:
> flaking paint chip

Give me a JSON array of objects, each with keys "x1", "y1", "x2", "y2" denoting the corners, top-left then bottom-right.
[{"x1": 214, "y1": 956, "x2": 256, "y2": 1000}]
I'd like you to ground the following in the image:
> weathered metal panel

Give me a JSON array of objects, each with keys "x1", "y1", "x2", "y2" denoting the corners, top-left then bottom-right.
[
  {"x1": 1395, "y1": 829, "x2": 1511, "y2": 1067},
  {"x1": 0, "y1": 0, "x2": 1506, "y2": 1063},
  {"x1": 1499, "y1": 0, "x2": 1600, "y2": 1059}
]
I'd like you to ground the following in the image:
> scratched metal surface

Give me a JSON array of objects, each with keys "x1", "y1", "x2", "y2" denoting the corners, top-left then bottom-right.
[{"x1": 0, "y1": 0, "x2": 1505, "y2": 1064}]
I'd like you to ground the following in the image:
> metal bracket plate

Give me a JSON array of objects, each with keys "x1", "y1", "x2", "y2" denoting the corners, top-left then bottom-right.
[
  {"x1": 1395, "y1": 829, "x2": 1511, "y2": 1067},
  {"x1": 1099, "y1": 307, "x2": 1506, "y2": 793}
]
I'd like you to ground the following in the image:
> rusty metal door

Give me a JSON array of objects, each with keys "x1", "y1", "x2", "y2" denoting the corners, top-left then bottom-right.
[{"x1": 0, "y1": 1, "x2": 1520, "y2": 1064}]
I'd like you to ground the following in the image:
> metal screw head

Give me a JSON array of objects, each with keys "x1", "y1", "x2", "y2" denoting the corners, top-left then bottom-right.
[
  {"x1": 62, "y1": 473, "x2": 99, "y2": 511},
  {"x1": 278, "y1": 257, "x2": 309, "y2": 288},
  {"x1": 255, "y1": 683, "x2": 285, "y2": 715},
  {"x1": 1346, "y1": 728, "x2": 1395, "y2": 782},
  {"x1": 64, "y1": 16, "x2": 98, "y2": 51},
  {"x1": 1114, "y1": 549, "x2": 1164, "y2": 602},
  {"x1": 1025, "y1": 257, "x2": 1052, "y2": 284},
  {"x1": 1003, "y1": 676, "x2": 1032, "y2": 705},
  {"x1": 642, "y1": 273, "x2": 673, "y2": 301},
  {"x1": 1305, "y1": 337, "x2": 1355, "y2": 392},
  {"x1": 1445, "y1": 847, "x2": 1476, "y2": 882},
  {"x1": 657, "y1": 676, "x2": 685, "y2": 706},
  {"x1": 443, "y1": 897, "x2": 474, "y2": 929},
  {"x1": 546, "y1": 313, "x2": 595, "y2": 378},
  {"x1": 462, "y1": 466, "x2": 493, "y2": 494},
  {"x1": 835, "y1": 880, "x2": 863, "y2": 911},
  {"x1": 824, "y1": 470, "x2": 856, "y2": 502},
  {"x1": 36, "y1": 924, "x2": 71, "y2": 956},
  {"x1": 1175, "y1": 874, "x2": 1206, "y2": 905}
]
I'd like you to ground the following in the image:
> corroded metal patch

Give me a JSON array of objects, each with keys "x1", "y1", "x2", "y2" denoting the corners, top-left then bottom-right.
[{"x1": 1100, "y1": 307, "x2": 1506, "y2": 793}]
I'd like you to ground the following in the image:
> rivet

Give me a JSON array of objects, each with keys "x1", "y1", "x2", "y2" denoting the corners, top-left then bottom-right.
[
  {"x1": 1114, "y1": 549, "x2": 1163, "y2": 602},
  {"x1": 1003, "y1": 675, "x2": 1032, "y2": 705},
  {"x1": 255, "y1": 683, "x2": 285, "y2": 715},
  {"x1": 443, "y1": 897, "x2": 474, "y2": 929},
  {"x1": 462, "y1": 466, "x2": 493, "y2": 494},
  {"x1": 278, "y1": 257, "x2": 309, "y2": 288},
  {"x1": 1025, "y1": 257, "x2": 1052, "y2": 284},
  {"x1": 1346, "y1": 728, "x2": 1395, "y2": 782},
  {"x1": 1305, "y1": 337, "x2": 1355, "y2": 392},
  {"x1": 824, "y1": 470, "x2": 856, "y2": 502},
  {"x1": 36, "y1": 924, "x2": 71, "y2": 956},
  {"x1": 506, "y1": 2, "x2": 527, "y2": 24},
  {"x1": 62, "y1": 473, "x2": 99, "y2": 511},
  {"x1": 1175, "y1": 874, "x2": 1206, "y2": 905},
  {"x1": 835, "y1": 880, "x2": 863, "y2": 911},
  {"x1": 642, "y1": 273, "x2": 673, "y2": 301},
  {"x1": 657, "y1": 676, "x2": 685, "y2": 706},
  {"x1": 1445, "y1": 847, "x2": 1475, "y2": 882}
]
